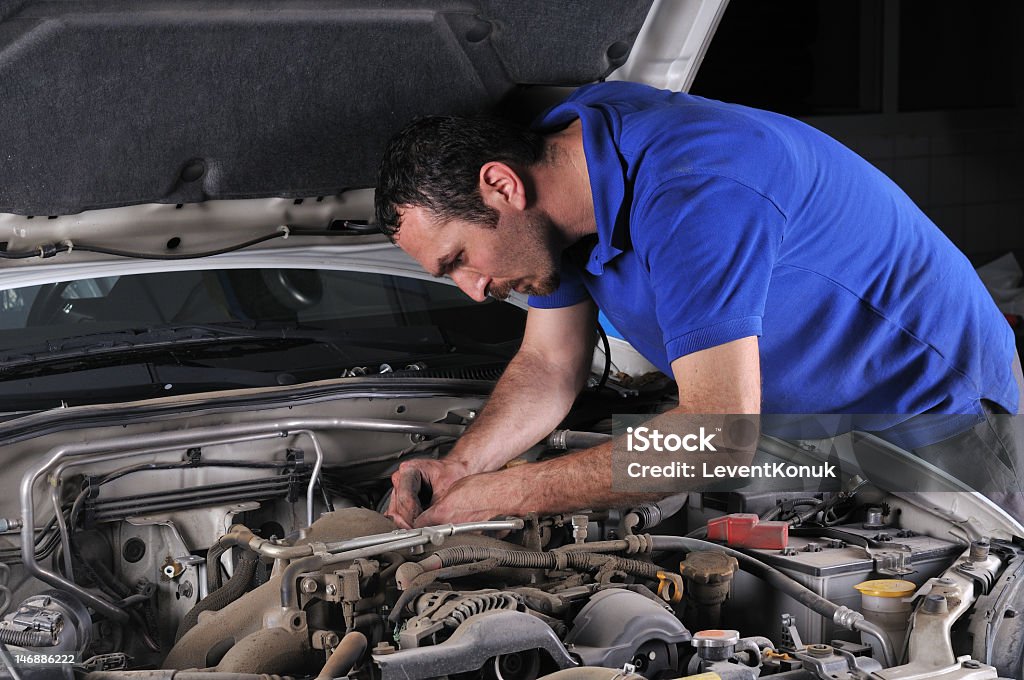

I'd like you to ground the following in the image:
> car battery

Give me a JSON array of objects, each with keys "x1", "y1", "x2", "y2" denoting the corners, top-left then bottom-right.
[{"x1": 725, "y1": 524, "x2": 963, "y2": 647}]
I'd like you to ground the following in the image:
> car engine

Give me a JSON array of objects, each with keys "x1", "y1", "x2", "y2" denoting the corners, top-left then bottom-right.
[{"x1": 0, "y1": 389, "x2": 1022, "y2": 680}]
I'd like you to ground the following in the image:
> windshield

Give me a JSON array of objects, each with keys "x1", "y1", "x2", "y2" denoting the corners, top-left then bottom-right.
[{"x1": 0, "y1": 268, "x2": 525, "y2": 408}]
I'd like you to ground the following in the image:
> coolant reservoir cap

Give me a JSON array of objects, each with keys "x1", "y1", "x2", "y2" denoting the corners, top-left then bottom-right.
[
  {"x1": 692, "y1": 629, "x2": 740, "y2": 648},
  {"x1": 854, "y1": 579, "x2": 916, "y2": 598}
]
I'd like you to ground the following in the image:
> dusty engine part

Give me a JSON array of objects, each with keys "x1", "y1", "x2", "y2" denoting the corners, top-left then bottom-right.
[
  {"x1": 214, "y1": 627, "x2": 309, "y2": 675},
  {"x1": 315, "y1": 630, "x2": 367, "y2": 680},
  {"x1": 401, "y1": 590, "x2": 523, "y2": 648},
  {"x1": 373, "y1": 610, "x2": 577, "y2": 680},
  {"x1": 563, "y1": 588, "x2": 690, "y2": 675},
  {"x1": 2, "y1": 409, "x2": 1013, "y2": 680},
  {"x1": 163, "y1": 507, "x2": 395, "y2": 670},
  {"x1": 681, "y1": 550, "x2": 739, "y2": 630}
]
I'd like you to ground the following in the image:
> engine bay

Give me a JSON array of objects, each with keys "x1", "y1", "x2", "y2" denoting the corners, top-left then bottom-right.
[{"x1": 0, "y1": 389, "x2": 1022, "y2": 680}]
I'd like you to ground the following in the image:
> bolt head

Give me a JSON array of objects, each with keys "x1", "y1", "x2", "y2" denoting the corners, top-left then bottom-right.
[
  {"x1": 300, "y1": 577, "x2": 319, "y2": 594},
  {"x1": 325, "y1": 584, "x2": 338, "y2": 596}
]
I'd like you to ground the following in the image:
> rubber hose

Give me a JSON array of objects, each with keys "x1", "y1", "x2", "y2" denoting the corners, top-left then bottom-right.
[
  {"x1": 427, "y1": 546, "x2": 659, "y2": 579},
  {"x1": 551, "y1": 541, "x2": 630, "y2": 553},
  {"x1": 71, "y1": 539, "x2": 131, "y2": 601},
  {"x1": 647, "y1": 535, "x2": 896, "y2": 667},
  {"x1": 206, "y1": 541, "x2": 229, "y2": 593},
  {"x1": 389, "y1": 558, "x2": 501, "y2": 624},
  {"x1": 545, "y1": 431, "x2": 613, "y2": 450},
  {"x1": 378, "y1": 552, "x2": 406, "y2": 582},
  {"x1": 0, "y1": 628, "x2": 54, "y2": 647},
  {"x1": 629, "y1": 493, "x2": 689, "y2": 531},
  {"x1": 315, "y1": 631, "x2": 367, "y2": 680},
  {"x1": 175, "y1": 551, "x2": 258, "y2": 643}
]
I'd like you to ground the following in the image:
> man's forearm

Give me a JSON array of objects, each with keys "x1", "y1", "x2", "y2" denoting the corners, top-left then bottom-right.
[
  {"x1": 497, "y1": 441, "x2": 659, "y2": 514},
  {"x1": 479, "y1": 414, "x2": 757, "y2": 515},
  {"x1": 415, "y1": 406, "x2": 760, "y2": 526},
  {"x1": 447, "y1": 346, "x2": 588, "y2": 474}
]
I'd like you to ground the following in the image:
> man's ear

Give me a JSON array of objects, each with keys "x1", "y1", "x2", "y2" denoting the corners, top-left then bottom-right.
[{"x1": 479, "y1": 161, "x2": 527, "y2": 211}]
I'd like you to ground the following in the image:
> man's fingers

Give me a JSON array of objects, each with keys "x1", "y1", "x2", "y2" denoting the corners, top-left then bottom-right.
[
  {"x1": 413, "y1": 504, "x2": 442, "y2": 528},
  {"x1": 386, "y1": 509, "x2": 413, "y2": 530},
  {"x1": 386, "y1": 464, "x2": 425, "y2": 528},
  {"x1": 384, "y1": 488, "x2": 415, "y2": 529}
]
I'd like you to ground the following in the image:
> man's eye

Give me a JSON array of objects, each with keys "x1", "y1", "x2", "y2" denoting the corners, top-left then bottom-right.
[{"x1": 452, "y1": 253, "x2": 464, "y2": 268}]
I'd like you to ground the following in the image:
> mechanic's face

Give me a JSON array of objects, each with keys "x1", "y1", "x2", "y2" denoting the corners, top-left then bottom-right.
[{"x1": 396, "y1": 205, "x2": 560, "y2": 302}]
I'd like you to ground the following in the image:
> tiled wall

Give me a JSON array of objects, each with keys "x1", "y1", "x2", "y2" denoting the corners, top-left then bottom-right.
[{"x1": 805, "y1": 114, "x2": 1024, "y2": 261}]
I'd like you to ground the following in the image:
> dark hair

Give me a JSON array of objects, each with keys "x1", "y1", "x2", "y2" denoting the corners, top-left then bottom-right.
[{"x1": 375, "y1": 116, "x2": 546, "y2": 239}]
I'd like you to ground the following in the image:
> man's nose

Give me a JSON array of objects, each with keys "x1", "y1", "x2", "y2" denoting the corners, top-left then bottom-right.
[{"x1": 450, "y1": 269, "x2": 489, "y2": 302}]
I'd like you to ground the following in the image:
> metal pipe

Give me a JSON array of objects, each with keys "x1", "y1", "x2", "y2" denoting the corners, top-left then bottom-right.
[
  {"x1": 303, "y1": 430, "x2": 325, "y2": 528},
  {"x1": 22, "y1": 417, "x2": 464, "y2": 622},
  {"x1": 251, "y1": 519, "x2": 525, "y2": 561}
]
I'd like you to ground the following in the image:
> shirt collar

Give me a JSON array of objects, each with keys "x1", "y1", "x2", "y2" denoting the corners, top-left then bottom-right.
[{"x1": 534, "y1": 99, "x2": 628, "y2": 275}]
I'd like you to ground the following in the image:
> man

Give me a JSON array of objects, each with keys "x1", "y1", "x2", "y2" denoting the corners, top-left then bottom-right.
[{"x1": 374, "y1": 81, "x2": 1022, "y2": 529}]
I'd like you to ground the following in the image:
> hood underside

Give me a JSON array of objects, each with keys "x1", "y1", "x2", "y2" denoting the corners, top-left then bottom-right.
[{"x1": 0, "y1": 0, "x2": 654, "y2": 216}]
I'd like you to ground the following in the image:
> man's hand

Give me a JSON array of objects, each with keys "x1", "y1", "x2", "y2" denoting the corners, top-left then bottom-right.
[
  {"x1": 385, "y1": 458, "x2": 473, "y2": 528},
  {"x1": 412, "y1": 472, "x2": 510, "y2": 527}
]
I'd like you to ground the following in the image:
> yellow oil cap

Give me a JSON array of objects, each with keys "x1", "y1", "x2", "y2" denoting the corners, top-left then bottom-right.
[{"x1": 854, "y1": 579, "x2": 916, "y2": 598}]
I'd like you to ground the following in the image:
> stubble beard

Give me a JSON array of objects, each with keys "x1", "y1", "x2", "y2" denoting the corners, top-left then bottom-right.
[
  {"x1": 487, "y1": 272, "x2": 560, "y2": 300},
  {"x1": 490, "y1": 212, "x2": 561, "y2": 299}
]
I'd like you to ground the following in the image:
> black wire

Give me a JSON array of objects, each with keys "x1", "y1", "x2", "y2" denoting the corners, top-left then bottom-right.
[
  {"x1": 0, "y1": 513, "x2": 64, "y2": 564},
  {"x1": 79, "y1": 231, "x2": 290, "y2": 259},
  {"x1": 319, "y1": 479, "x2": 335, "y2": 513},
  {"x1": 595, "y1": 321, "x2": 611, "y2": 391},
  {"x1": 0, "y1": 227, "x2": 359, "y2": 261}
]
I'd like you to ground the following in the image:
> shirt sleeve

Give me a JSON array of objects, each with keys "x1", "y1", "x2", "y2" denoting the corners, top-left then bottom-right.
[
  {"x1": 634, "y1": 174, "x2": 786, "y2": 364},
  {"x1": 527, "y1": 255, "x2": 590, "y2": 309}
]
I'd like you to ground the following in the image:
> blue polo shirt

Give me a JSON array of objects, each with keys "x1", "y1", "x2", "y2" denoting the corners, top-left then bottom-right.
[{"x1": 528, "y1": 82, "x2": 1017, "y2": 438}]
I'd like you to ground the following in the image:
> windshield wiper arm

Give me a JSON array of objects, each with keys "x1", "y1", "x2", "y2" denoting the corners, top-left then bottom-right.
[{"x1": 0, "y1": 324, "x2": 454, "y2": 375}]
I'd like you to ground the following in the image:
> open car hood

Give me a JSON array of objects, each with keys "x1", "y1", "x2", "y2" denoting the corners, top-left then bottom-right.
[{"x1": 0, "y1": 0, "x2": 726, "y2": 219}]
